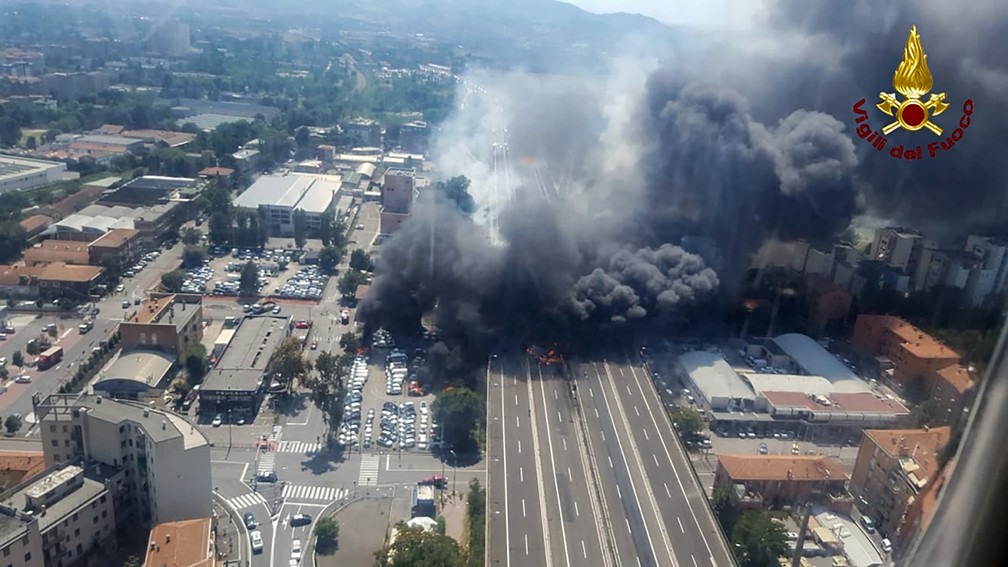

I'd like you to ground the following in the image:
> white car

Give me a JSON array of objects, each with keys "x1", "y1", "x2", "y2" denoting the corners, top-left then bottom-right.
[
  {"x1": 291, "y1": 539, "x2": 302, "y2": 561},
  {"x1": 212, "y1": 415, "x2": 223, "y2": 427},
  {"x1": 250, "y1": 530, "x2": 263, "y2": 553},
  {"x1": 14, "y1": 375, "x2": 31, "y2": 384}
]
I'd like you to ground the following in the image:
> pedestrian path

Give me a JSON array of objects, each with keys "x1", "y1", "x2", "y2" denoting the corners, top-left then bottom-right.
[
  {"x1": 281, "y1": 484, "x2": 348, "y2": 503},
  {"x1": 226, "y1": 492, "x2": 267, "y2": 511},
  {"x1": 358, "y1": 454, "x2": 380, "y2": 487},
  {"x1": 277, "y1": 441, "x2": 322, "y2": 454}
]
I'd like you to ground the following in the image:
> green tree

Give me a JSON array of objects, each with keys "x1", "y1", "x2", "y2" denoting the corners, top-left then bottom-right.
[
  {"x1": 160, "y1": 269, "x2": 186, "y2": 292},
  {"x1": 12, "y1": 350, "x2": 23, "y2": 367},
  {"x1": 711, "y1": 486, "x2": 741, "y2": 535},
  {"x1": 4, "y1": 414, "x2": 22, "y2": 435},
  {"x1": 293, "y1": 209, "x2": 308, "y2": 250},
  {"x1": 315, "y1": 517, "x2": 340, "y2": 555},
  {"x1": 208, "y1": 210, "x2": 232, "y2": 245},
  {"x1": 239, "y1": 261, "x2": 260, "y2": 298},
  {"x1": 121, "y1": 555, "x2": 143, "y2": 567},
  {"x1": 377, "y1": 525, "x2": 464, "y2": 567},
  {"x1": 0, "y1": 221, "x2": 28, "y2": 263},
  {"x1": 349, "y1": 248, "x2": 374, "y2": 272},
  {"x1": 25, "y1": 135, "x2": 36, "y2": 150},
  {"x1": 266, "y1": 336, "x2": 312, "y2": 393},
  {"x1": 339, "y1": 332, "x2": 360, "y2": 353},
  {"x1": 338, "y1": 269, "x2": 368, "y2": 296},
  {"x1": 670, "y1": 405, "x2": 706, "y2": 441},
  {"x1": 319, "y1": 212, "x2": 334, "y2": 246},
  {"x1": 466, "y1": 479, "x2": 486, "y2": 566},
  {"x1": 302, "y1": 351, "x2": 348, "y2": 439},
  {"x1": 181, "y1": 227, "x2": 202, "y2": 246},
  {"x1": 731, "y1": 511, "x2": 789, "y2": 567},
  {"x1": 319, "y1": 246, "x2": 341, "y2": 272},
  {"x1": 435, "y1": 175, "x2": 475, "y2": 215},
  {"x1": 910, "y1": 398, "x2": 940, "y2": 428},
  {"x1": 432, "y1": 387, "x2": 485, "y2": 455},
  {"x1": 181, "y1": 245, "x2": 207, "y2": 269},
  {"x1": 182, "y1": 344, "x2": 208, "y2": 385}
]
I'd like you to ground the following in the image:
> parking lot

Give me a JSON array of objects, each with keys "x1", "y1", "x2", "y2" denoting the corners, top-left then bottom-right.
[{"x1": 336, "y1": 347, "x2": 439, "y2": 454}]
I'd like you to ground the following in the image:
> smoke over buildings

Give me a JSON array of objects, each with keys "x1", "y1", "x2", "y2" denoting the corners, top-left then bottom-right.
[{"x1": 359, "y1": 0, "x2": 1005, "y2": 359}]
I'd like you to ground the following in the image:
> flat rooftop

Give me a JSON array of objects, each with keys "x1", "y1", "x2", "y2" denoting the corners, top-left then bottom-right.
[
  {"x1": 718, "y1": 454, "x2": 848, "y2": 482},
  {"x1": 216, "y1": 316, "x2": 288, "y2": 370},
  {"x1": 763, "y1": 391, "x2": 910, "y2": 418},
  {"x1": 5, "y1": 465, "x2": 107, "y2": 533},
  {"x1": 127, "y1": 294, "x2": 199, "y2": 328},
  {"x1": 145, "y1": 517, "x2": 215, "y2": 567},
  {"x1": 234, "y1": 174, "x2": 338, "y2": 214},
  {"x1": 679, "y1": 351, "x2": 755, "y2": 402},
  {"x1": 98, "y1": 350, "x2": 175, "y2": 392},
  {"x1": 0, "y1": 155, "x2": 64, "y2": 177},
  {"x1": 39, "y1": 394, "x2": 208, "y2": 449},
  {"x1": 772, "y1": 333, "x2": 864, "y2": 388}
]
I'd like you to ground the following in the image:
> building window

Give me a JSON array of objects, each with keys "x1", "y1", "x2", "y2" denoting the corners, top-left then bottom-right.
[
  {"x1": 74, "y1": 528, "x2": 79, "y2": 537},
  {"x1": 23, "y1": 554, "x2": 29, "y2": 562},
  {"x1": 102, "y1": 510, "x2": 107, "y2": 518},
  {"x1": 49, "y1": 425, "x2": 56, "y2": 432},
  {"x1": 51, "y1": 439, "x2": 58, "y2": 447}
]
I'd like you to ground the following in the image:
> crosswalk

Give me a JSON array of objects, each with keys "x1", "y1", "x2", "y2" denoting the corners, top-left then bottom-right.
[
  {"x1": 358, "y1": 454, "x2": 380, "y2": 487},
  {"x1": 226, "y1": 492, "x2": 267, "y2": 511},
  {"x1": 277, "y1": 441, "x2": 322, "y2": 454},
  {"x1": 281, "y1": 484, "x2": 348, "y2": 503},
  {"x1": 257, "y1": 452, "x2": 276, "y2": 476}
]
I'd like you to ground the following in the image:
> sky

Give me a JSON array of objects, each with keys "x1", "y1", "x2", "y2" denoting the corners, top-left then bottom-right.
[{"x1": 562, "y1": 0, "x2": 766, "y2": 31}]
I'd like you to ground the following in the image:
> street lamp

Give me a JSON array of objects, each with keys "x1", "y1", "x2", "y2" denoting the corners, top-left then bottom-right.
[
  {"x1": 227, "y1": 408, "x2": 233, "y2": 452},
  {"x1": 449, "y1": 449, "x2": 458, "y2": 496}
]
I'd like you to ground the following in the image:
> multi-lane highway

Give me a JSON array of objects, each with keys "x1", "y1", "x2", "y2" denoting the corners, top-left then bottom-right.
[
  {"x1": 488, "y1": 350, "x2": 735, "y2": 567},
  {"x1": 487, "y1": 354, "x2": 610, "y2": 567},
  {"x1": 577, "y1": 354, "x2": 735, "y2": 567}
]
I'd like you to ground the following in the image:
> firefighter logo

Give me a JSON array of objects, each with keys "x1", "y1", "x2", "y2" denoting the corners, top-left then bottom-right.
[{"x1": 876, "y1": 26, "x2": 949, "y2": 136}]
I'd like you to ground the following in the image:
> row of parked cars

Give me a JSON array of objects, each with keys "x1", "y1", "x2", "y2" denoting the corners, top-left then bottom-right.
[
  {"x1": 180, "y1": 261, "x2": 214, "y2": 294},
  {"x1": 336, "y1": 355, "x2": 369, "y2": 447},
  {"x1": 276, "y1": 265, "x2": 329, "y2": 300},
  {"x1": 122, "y1": 250, "x2": 160, "y2": 279},
  {"x1": 376, "y1": 400, "x2": 436, "y2": 450}
]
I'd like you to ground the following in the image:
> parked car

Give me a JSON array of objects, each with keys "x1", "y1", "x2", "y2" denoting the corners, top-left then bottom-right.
[
  {"x1": 244, "y1": 512, "x2": 256, "y2": 529},
  {"x1": 291, "y1": 539, "x2": 303, "y2": 561},
  {"x1": 212, "y1": 415, "x2": 223, "y2": 427},
  {"x1": 250, "y1": 530, "x2": 263, "y2": 553}
]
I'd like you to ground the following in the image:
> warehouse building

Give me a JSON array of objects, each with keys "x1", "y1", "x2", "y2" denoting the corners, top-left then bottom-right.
[
  {"x1": 0, "y1": 155, "x2": 67, "y2": 194},
  {"x1": 234, "y1": 174, "x2": 340, "y2": 237}
]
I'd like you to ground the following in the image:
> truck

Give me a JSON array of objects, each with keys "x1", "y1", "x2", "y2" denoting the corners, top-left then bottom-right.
[{"x1": 37, "y1": 346, "x2": 63, "y2": 370}]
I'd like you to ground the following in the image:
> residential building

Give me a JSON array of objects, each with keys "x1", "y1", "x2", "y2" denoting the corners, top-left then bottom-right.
[
  {"x1": 35, "y1": 262, "x2": 105, "y2": 299},
  {"x1": 88, "y1": 228, "x2": 142, "y2": 270},
  {"x1": 850, "y1": 260, "x2": 910, "y2": 297},
  {"x1": 0, "y1": 155, "x2": 67, "y2": 194},
  {"x1": 234, "y1": 174, "x2": 339, "y2": 237},
  {"x1": 399, "y1": 120, "x2": 428, "y2": 155},
  {"x1": 231, "y1": 148, "x2": 261, "y2": 172},
  {"x1": 851, "y1": 315, "x2": 960, "y2": 386},
  {"x1": 0, "y1": 451, "x2": 46, "y2": 489},
  {"x1": 871, "y1": 227, "x2": 926, "y2": 273},
  {"x1": 144, "y1": 517, "x2": 219, "y2": 567},
  {"x1": 714, "y1": 455, "x2": 848, "y2": 507},
  {"x1": 0, "y1": 463, "x2": 121, "y2": 566},
  {"x1": 929, "y1": 364, "x2": 975, "y2": 428},
  {"x1": 200, "y1": 316, "x2": 290, "y2": 419},
  {"x1": 22, "y1": 240, "x2": 91, "y2": 266},
  {"x1": 912, "y1": 248, "x2": 981, "y2": 292},
  {"x1": 962, "y1": 235, "x2": 1008, "y2": 305},
  {"x1": 849, "y1": 427, "x2": 950, "y2": 546},
  {"x1": 198, "y1": 166, "x2": 234, "y2": 181},
  {"x1": 36, "y1": 394, "x2": 213, "y2": 527},
  {"x1": 381, "y1": 168, "x2": 416, "y2": 235},
  {"x1": 344, "y1": 118, "x2": 381, "y2": 146},
  {"x1": 40, "y1": 72, "x2": 110, "y2": 100},
  {"x1": 119, "y1": 293, "x2": 203, "y2": 355},
  {"x1": 896, "y1": 459, "x2": 953, "y2": 557},
  {"x1": 806, "y1": 275, "x2": 852, "y2": 334}
]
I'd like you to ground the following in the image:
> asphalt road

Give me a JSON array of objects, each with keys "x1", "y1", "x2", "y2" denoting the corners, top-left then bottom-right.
[
  {"x1": 487, "y1": 355, "x2": 609, "y2": 567},
  {"x1": 579, "y1": 354, "x2": 735, "y2": 567}
]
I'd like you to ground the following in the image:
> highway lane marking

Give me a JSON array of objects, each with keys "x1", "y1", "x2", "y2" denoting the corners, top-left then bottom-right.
[
  {"x1": 568, "y1": 467, "x2": 572, "y2": 480},
  {"x1": 536, "y1": 362, "x2": 570, "y2": 567},
  {"x1": 555, "y1": 389, "x2": 558, "y2": 400},
  {"x1": 634, "y1": 405, "x2": 640, "y2": 416},
  {"x1": 595, "y1": 408, "x2": 600, "y2": 418},
  {"x1": 692, "y1": 555, "x2": 699, "y2": 567},
  {"x1": 562, "y1": 438, "x2": 567, "y2": 451},
  {"x1": 625, "y1": 354, "x2": 724, "y2": 566},
  {"x1": 626, "y1": 518, "x2": 632, "y2": 534},
  {"x1": 500, "y1": 361, "x2": 512, "y2": 566},
  {"x1": 529, "y1": 361, "x2": 558, "y2": 567},
  {"x1": 627, "y1": 384, "x2": 632, "y2": 395},
  {"x1": 608, "y1": 456, "x2": 613, "y2": 468},
  {"x1": 516, "y1": 415, "x2": 520, "y2": 429},
  {"x1": 653, "y1": 454, "x2": 660, "y2": 467},
  {"x1": 525, "y1": 533, "x2": 529, "y2": 555},
  {"x1": 574, "y1": 501, "x2": 579, "y2": 517},
  {"x1": 677, "y1": 517, "x2": 685, "y2": 534},
  {"x1": 600, "y1": 430, "x2": 606, "y2": 441},
  {"x1": 558, "y1": 410, "x2": 562, "y2": 424},
  {"x1": 515, "y1": 394, "x2": 519, "y2": 406},
  {"x1": 589, "y1": 387, "x2": 594, "y2": 398},
  {"x1": 582, "y1": 540, "x2": 587, "y2": 559},
  {"x1": 518, "y1": 440, "x2": 522, "y2": 454},
  {"x1": 643, "y1": 429, "x2": 650, "y2": 440},
  {"x1": 520, "y1": 467, "x2": 524, "y2": 482},
  {"x1": 616, "y1": 485, "x2": 622, "y2": 499},
  {"x1": 523, "y1": 499, "x2": 527, "y2": 518},
  {"x1": 664, "y1": 483, "x2": 671, "y2": 498}
]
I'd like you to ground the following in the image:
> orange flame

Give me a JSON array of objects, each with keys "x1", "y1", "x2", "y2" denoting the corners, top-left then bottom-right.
[{"x1": 528, "y1": 345, "x2": 564, "y2": 366}]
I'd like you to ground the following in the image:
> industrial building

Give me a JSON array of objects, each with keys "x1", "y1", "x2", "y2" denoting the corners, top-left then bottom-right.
[
  {"x1": 199, "y1": 315, "x2": 290, "y2": 418},
  {"x1": 49, "y1": 201, "x2": 181, "y2": 247},
  {"x1": 36, "y1": 394, "x2": 213, "y2": 528},
  {"x1": 0, "y1": 155, "x2": 67, "y2": 194},
  {"x1": 234, "y1": 174, "x2": 340, "y2": 237},
  {"x1": 93, "y1": 350, "x2": 176, "y2": 401}
]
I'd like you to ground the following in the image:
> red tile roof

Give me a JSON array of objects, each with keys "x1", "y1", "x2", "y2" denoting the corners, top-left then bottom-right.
[
  {"x1": 718, "y1": 454, "x2": 849, "y2": 482},
  {"x1": 145, "y1": 518, "x2": 217, "y2": 567},
  {"x1": 863, "y1": 427, "x2": 951, "y2": 480}
]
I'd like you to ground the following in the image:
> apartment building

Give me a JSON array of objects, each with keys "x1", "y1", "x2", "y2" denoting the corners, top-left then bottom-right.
[
  {"x1": 849, "y1": 427, "x2": 951, "y2": 548},
  {"x1": 0, "y1": 463, "x2": 120, "y2": 566},
  {"x1": 36, "y1": 394, "x2": 212, "y2": 528},
  {"x1": 118, "y1": 293, "x2": 203, "y2": 355},
  {"x1": 851, "y1": 315, "x2": 960, "y2": 386},
  {"x1": 144, "y1": 517, "x2": 219, "y2": 567},
  {"x1": 714, "y1": 455, "x2": 848, "y2": 508}
]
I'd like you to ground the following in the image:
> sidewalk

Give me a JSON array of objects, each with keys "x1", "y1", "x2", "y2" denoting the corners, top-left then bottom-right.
[{"x1": 213, "y1": 501, "x2": 243, "y2": 564}]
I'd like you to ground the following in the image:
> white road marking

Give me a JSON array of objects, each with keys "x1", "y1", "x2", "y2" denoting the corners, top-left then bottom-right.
[
  {"x1": 582, "y1": 540, "x2": 587, "y2": 558},
  {"x1": 627, "y1": 384, "x2": 632, "y2": 395},
  {"x1": 523, "y1": 499, "x2": 527, "y2": 518},
  {"x1": 626, "y1": 518, "x2": 632, "y2": 534},
  {"x1": 520, "y1": 467, "x2": 524, "y2": 482},
  {"x1": 595, "y1": 408, "x2": 599, "y2": 418},
  {"x1": 562, "y1": 438, "x2": 567, "y2": 451},
  {"x1": 678, "y1": 517, "x2": 685, "y2": 534},
  {"x1": 589, "y1": 387, "x2": 594, "y2": 398},
  {"x1": 554, "y1": 389, "x2": 558, "y2": 400},
  {"x1": 664, "y1": 483, "x2": 671, "y2": 498},
  {"x1": 608, "y1": 456, "x2": 613, "y2": 468},
  {"x1": 634, "y1": 405, "x2": 640, "y2": 416},
  {"x1": 600, "y1": 430, "x2": 606, "y2": 441},
  {"x1": 617, "y1": 485, "x2": 622, "y2": 499},
  {"x1": 525, "y1": 533, "x2": 529, "y2": 555},
  {"x1": 516, "y1": 415, "x2": 520, "y2": 428},
  {"x1": 558, "y1": 410, "x2": 562, "y2": 424},
  {"x1": 574, "y1": 501, "x2": 580, "y2": 517},
  {"x1": 644, "y1": 429, "x2": 650, "y2": 440},
  {"x1": 515, "y1": 394, "x2": 518, "y2": 405},
  {"x1": 518, "y1": 440, "x2": 522, "y2": 454},
  {"x1": 567, "y1": 467, "x2": 572, "y2": 479},
  {"x1": 653, "y1": 454, "x2": 660, "y2": 467},
  {"x1": 692, "y1": 555, "x2": 699, "y2": 567}
]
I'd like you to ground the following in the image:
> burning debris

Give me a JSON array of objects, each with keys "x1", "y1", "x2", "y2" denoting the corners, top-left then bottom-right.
[{"x1": 527, "y1": 345, "x2": 564, "y2": 366}]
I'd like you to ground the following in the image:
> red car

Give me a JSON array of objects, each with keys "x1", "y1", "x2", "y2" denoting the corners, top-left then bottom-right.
[{"x1": 295, "y1": 320, "x2": 311, "y2": 329}]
